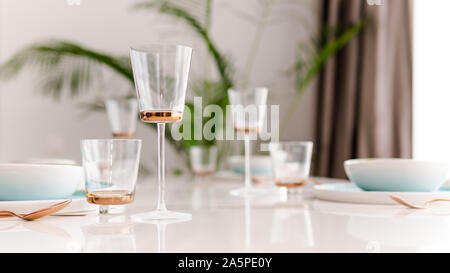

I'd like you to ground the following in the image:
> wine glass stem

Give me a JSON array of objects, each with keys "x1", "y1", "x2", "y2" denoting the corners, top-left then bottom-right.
[
  {"x1": 157, "y1": 123, "x2": 167, "y2": 212},
  {"x1": 244, "y1": 133, "x2": 251, "y2": 191},
  {"x1": 157, "y1": 223, "x2": 167, "y2": 253}
]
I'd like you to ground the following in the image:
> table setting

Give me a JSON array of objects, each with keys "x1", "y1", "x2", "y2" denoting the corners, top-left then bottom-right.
[{"x1": 1, "y1": 43, "x2": 450, "y2": 253}]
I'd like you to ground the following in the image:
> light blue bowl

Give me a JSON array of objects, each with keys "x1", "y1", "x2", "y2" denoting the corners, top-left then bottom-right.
[
  {"x1": 344, "y1": 159, "x2": 449, "y2": 192},
  {"x1": 0, "y1": 164, "x2": 83, "y2": 201},
  {"x1": 228, "y1": 155, "x2": 273, "y2": 175}
]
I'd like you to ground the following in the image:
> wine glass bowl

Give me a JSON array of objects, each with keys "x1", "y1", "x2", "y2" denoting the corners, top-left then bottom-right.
[
  {"x1": 228, "y1": 87, "x2": 268, "y2": 134},
  {"x1": 130, "y1": 44, "x2": 192, "y2": 116},
  {"x1": 130, "y1": 44, "x2": 193, "y2": 221}
]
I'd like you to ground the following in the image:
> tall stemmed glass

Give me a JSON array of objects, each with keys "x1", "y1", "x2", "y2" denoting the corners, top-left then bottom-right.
[
  {"x1": 130, "y1": 44, "x2": 193, "y2": 221},
  {"x1": 228, "y1": 87, "x2": 269, "y2": 196}
]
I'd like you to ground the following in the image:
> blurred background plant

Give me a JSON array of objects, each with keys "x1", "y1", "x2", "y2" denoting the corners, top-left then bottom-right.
[
  {"x1": 0, "y1": 0, "x2": 364, "y2": 175},
  {"x1": 280, "y1": 20, "x2": 366, "y2": 137}
]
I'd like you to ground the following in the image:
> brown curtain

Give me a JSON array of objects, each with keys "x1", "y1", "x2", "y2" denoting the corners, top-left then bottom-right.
[{"x1": 314, "y1": 0, "x2": 413, "y2": 178}]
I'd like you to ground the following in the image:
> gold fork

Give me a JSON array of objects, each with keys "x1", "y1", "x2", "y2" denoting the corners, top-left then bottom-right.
[
  {"x1": 0, "y1": 200, "x2": 71, "y2": 221},
  {"x1": 389, "y1": 194, "x2": 450, "y2": 209}
]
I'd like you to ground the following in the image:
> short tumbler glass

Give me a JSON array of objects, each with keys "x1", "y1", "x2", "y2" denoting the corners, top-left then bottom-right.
[
  {"x1": 105, "y1": 98, "x2": 138, "y2": 138},
  {"x1": 81, "y1": 139, "x2": 142, "y2": 214},
  {"x1": 269, "y1": 142, "x2": 313, "y2": 192},
  {"x1": 189, "y1": 145, "x2": 218, "y2": 177}
]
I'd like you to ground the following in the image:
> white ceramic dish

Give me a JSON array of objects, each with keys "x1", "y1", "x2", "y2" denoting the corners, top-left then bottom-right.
[
  {"x1": 313, "y1": 183, "x2": 450, "y2": 205},
  {"x1": 213, "y1": 170, "x2": 243, "y2": 181},
  {"x1": 0, "y1": 164, "x2": 83, "y2": 201},
  {"x1": 0, "y1": 192, "x2": 95, "y2": 214},
  {"x1": 12, "y1": 158, "x2": 78, "y2": 165},
  {"x1": 344, "y1": 158, "x2": 449, "y2": 192},
  {"x1": 228, "y1": 155, "x2": 272, "y2": 175}
]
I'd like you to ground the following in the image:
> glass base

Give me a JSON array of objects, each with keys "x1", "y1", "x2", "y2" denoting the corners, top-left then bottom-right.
[
  {"x1": 95, "y1": 205, "x2": 125, "y2": 215},
  {"x1": 99, "y1": 205, "x2": 109, "y2": 214},
  {"x1": 230, "y1": 187, "x2": 281, "y2": 197},
  {"x1": 286, "y1": 187, "x2": 304, "y2": 194},
  {"x1": 131, "y1": 210, "x2": 192, "y2": 223}
]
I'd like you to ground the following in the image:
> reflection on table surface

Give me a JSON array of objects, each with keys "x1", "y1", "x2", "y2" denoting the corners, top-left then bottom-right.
[{"x1": 1, "y1": 176, "x2": 450, "y2": 253}]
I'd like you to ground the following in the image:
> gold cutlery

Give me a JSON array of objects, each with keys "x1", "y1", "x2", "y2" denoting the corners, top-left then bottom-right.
[
  {"x1": 389, "y1": 194, "x2": 450, "y2": 209},
  {"x1": 0, "y1": 200, "x2": 71, "y2": 221}
]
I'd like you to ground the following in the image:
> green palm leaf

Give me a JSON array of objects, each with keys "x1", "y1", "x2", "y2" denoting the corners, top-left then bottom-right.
[
  {"x1": 0, "y1": 40, "x2": 133, "y2": 99},
  {"x1": 280, "y1": 20, "x2": 366, "y2": 135},
  {"x1": 133, "y1": 0, "x2": 234, "y2": 93}
]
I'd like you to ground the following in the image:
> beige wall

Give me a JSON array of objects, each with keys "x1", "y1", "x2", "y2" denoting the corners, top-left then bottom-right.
[{"x1": 0, "y1": 0, "x2": 320, "y2": 173}]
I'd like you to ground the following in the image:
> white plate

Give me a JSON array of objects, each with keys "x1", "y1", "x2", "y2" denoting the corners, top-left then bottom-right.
[
  {"x1": 0, "y1": 193, "x2": 96, "y2": 214},
  {"x1": 213, "y1": 170, "x2": 243, "y2": 181},
  {"x1": 228, "y1": 155, "x2": 273, "y2": 175},
  {"x1": 313, "y1": 183, "x2": 450, "y2": 205},
  {"x1": 213, "y1": 170, "x2": 274, "y2": 184},
  {"x1": 12, "y1": 158, "x2": 78, "y2": 165}
]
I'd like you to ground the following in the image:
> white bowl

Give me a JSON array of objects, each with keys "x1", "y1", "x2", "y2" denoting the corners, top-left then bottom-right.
[
  {"x1": 344, "y1": 159, "x2": 449, "y2": 192},
  {"x1": 0, "y1": 164, "x2": 83, "y2": 201},
  {"x1": 228, "y1": 155, "x2": 273, "y2": 175}
]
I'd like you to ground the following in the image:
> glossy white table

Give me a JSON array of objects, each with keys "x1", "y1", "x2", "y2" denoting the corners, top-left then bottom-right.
[{"x1": 1, "y1": 176, "x2": 450, "y2": 253}]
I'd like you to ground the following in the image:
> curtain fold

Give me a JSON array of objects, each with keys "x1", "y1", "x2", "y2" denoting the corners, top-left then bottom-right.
[{"x1": 314, "y1": 0, "x2": 413, "y2": 178}]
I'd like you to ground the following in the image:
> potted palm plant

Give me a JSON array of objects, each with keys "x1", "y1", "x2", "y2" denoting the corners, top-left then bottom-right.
[{"x1": 0, "y1": 0, "x2": 365, "y2": 176}]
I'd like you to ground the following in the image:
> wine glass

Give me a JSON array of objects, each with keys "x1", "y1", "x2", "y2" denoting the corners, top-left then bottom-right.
[
  {"x1": 228, "y1": 87, "x2": 269, "y2": 196},
  {"x1": 81, "y1": 139, "x2": 142, "y2": 215},
  {"x1": 129, "y1": 44, "x2": 193, "y2": 221}
]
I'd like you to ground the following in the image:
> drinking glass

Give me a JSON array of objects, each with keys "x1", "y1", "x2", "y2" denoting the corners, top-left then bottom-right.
[
  {"x1": 228, "y1": 87, "x2": 269, "y2": 196},
  {"x1": 105, "y1": 98, "x2": 138, "y2": 138},
  {"x1": 81, "y1": 139, "x2": 142, "y2": 214},
  {"x1": 130, "y1": 44, "x2": 193, "y2": 221},
  {"x1": 269, "y1": 142, "x2": 313, "y2": 193},
  {"x1": 189, "y1": 145, "x2": 218, "y2": 177}
]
